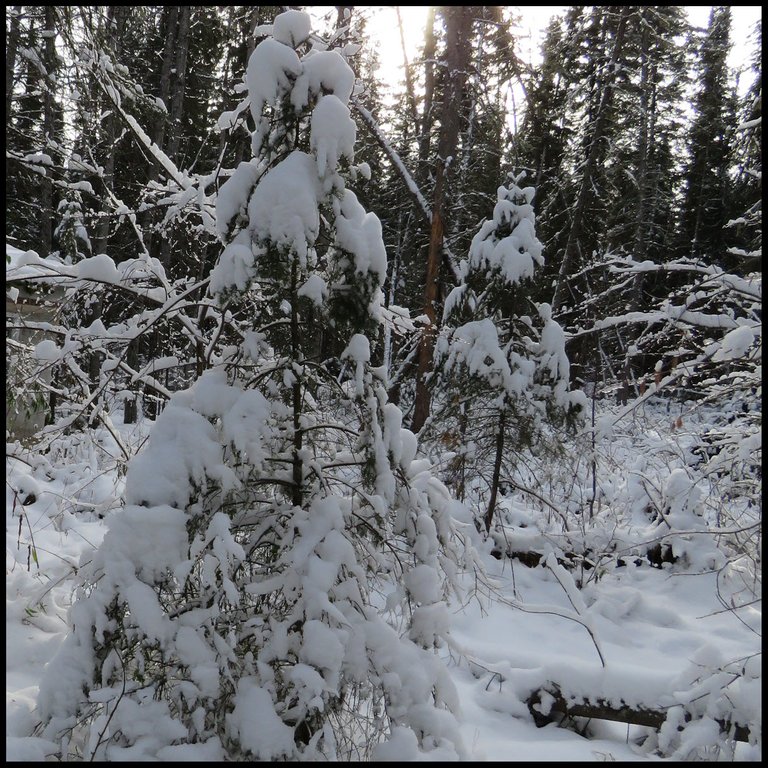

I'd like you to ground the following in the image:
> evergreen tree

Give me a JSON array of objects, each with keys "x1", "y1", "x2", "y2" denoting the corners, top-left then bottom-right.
[
  {"x1": 595, "y1": 6, "x2": 691, "y2": 388},
  {"x1": 604, "y1": 6, "x2": 688, "y2": 268},
  {"x1": 434, "y1": 172, "x2": 584, "y2": 531},
  {"x1": 549, "y1": 6, "x2": 632, "y2": 316},
  {"x1": 39, "y1": 11, "x2": 467, "y2": 761},
  {"x1": 728, "y1": 18, "x2": 762, "y2": 274},
  {"x1": 448, "y1": 6, "x2": 520, "y2": 262},
  {"x1": 6, "y1": 6, "x2": 64, "y2": 255},
  {"x1": 678, "y1": 6, "x2": 738, "y2": 265},
  {"x1": 515, "y1": 15, "x2": 572, "y2": 278},
  {"x1": 515, "y1": 8, "x2": 698, "y2": 391},
  {"x1": 370, "y1": 8, "x2": 520, "y2": 426},
  {"x1": 513, "y1": 7, "x2": 634, "y2": 388}
]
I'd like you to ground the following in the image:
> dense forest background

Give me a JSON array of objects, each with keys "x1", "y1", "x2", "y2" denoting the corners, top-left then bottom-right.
[
  {"x1": 5, "y1": 6, "x2": 762, "y2": 762},
  {"x1": 6, "y1": 6, "x2": 761, "y2": 431}
]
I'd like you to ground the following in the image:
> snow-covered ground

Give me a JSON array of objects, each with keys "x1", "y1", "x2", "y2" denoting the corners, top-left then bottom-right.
[
  {"x1": 6, "y1": 400, "x2": 761, "y2": 761},
  {"x1": 448, "y1": 548, "x2": 759, "y2": 761}
]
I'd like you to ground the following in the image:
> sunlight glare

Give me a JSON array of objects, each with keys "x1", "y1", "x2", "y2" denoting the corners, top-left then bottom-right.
[{"x1": 364, "y1": 6, "x2": 429, "y2": 90}]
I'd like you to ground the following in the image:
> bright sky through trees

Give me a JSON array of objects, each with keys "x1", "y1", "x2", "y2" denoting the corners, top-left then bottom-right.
[{"x1": 365, "y1": 6, "x2": 761, "y2": 88}]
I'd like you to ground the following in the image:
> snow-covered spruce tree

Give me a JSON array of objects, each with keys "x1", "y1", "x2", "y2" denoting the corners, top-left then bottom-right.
[
  {"x1": 434, "y1": 172, "x2": 586, "y2": 532},
  {"x1": 38, "y1": 11, "x2": 468, "y2": 761}
]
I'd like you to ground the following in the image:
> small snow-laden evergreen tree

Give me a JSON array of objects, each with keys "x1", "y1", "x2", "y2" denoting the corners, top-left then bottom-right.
[
  {"x1": 434, "y1": 172, "x2": 586, "y2": 532},
  {"x1": 52, "y1": 194, "x2": 92, "y2": 264},
  {"x1": 38, "y1": 11, "x2": 469, "y2": 762}
]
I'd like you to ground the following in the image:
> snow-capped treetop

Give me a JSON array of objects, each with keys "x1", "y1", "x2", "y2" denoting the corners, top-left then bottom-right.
[
  {"x1": 291, "y1": 49, "x2": 356, "y2": 112},
  {"x1": 272, "y1": 9, "x2": 312, "y2": 48},
  {"x1": 440, "y1": 171, "x2": 581, "y2": 412},
  {"x1": 463, "y1": 176, "x2": 544, "y2": 287},
  {"x1": 245, "y1": 37, "x2": 301, "y2": 118},
  {"x1": 212, "y1": 11, "x2": 382, "y2": 314},
  {"x1": 435, "y1": 170, "x2": 584, "y2": 533}
]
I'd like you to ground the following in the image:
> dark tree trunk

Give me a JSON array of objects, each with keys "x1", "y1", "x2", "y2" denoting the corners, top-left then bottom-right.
[
  {"x1": 396, "y1": 7, "x2": 420, "y2": 132},
  {"x1": 123, "y1": 338, "x2": 139, "y2": 424},
  {"x1": 152, "y1": 6, "x2": 178, "y2": 149},
  {"x1": 232, "y1": 8, "x2": 261, "y2": 169},
  {"x1": 484, "y1": 410, "x2": 506, "y2": 532},
  {"x1": 142, "y1": 6, "x2": 178, "y2": 260},
  {"x1": 416, "y1": 7, "x2": 437, "y2": 184},
  {"x1": 5, "y1": 5, "x2": 22, "y2": 126},
  {"x1": 160, "y1": 5, "x2": 191, "y2": 272},
  {"x1": 164, "y1": 6, "x2": 191, "y2": 163},
  {"x1": 630, "y1": 17, "x2": 655, "y2": 309},
  {"x1": 39, "y1": 5, "x2": 58, "y2": 255},
  {"x1": 92, "y1": 5, "x2": 128, "y2": 255}
]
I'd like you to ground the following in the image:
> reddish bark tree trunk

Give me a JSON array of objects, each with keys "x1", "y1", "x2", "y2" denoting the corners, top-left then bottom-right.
[{"x1": 410, "y1": 5, "x2": 473, "y2": 433}]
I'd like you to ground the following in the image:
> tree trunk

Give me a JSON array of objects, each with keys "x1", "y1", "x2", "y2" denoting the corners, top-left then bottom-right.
[
  {"x1": 92, "y1": 5, "x2": 128, "y2": 255},
  {"x1": 232, "y1": 8, "x2": 261, "y2": 169},
  {"x1": 411, "y1": 5, "x2": 472, "y2": 433},
  {"x1": 123, "y1": 337, "x2": 139, "y2": 424},
  {"x1": 152, "y1": 6, "x2": 178, "y2": 149},
  {"x1": 5, "y1": 5, "x2": 22, "y2": 127},
  {"x1": 89, "y1": 6, "x2": 127, "y2": 398},
  {"x1": 396, "y1": 7, "x2": 420, "y2": 131},
  {"x1": 39, "y1": 5, "x2": 58, "y2": 255},
  {"x1": 484, "y1": 410, "x2": 506, "y2": 532},
  {"x1": 416, "y1": 7, "x2": 437, "y2": 184},
  {"x1": 164, "y1": 6, "x2": 191, "y2": 163},
  {"x1": 159, "y1": 5, "x2": 191, "y2": 272},
  {"x1": 630, "y1": 17, "x2": 653, "y2": 308},
  {"x1": 528, "y1": 684, "x2": 751, "y2": 743},
  {"x1": 632, "y1": 22, "x2": 651, "y2": 262},
  {"x1": 141, "y1": 6, "x2": 177, "y2": 260}
]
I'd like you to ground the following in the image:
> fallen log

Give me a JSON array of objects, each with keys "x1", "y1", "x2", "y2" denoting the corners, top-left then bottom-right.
[{"x1": 527, "y1": 685, "x2": 751, "y2": 743}]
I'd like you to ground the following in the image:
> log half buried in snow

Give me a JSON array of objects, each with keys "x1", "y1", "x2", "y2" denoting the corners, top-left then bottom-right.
[{"x1": 527, "y1": 684, "x2": 751, "y2": 743}]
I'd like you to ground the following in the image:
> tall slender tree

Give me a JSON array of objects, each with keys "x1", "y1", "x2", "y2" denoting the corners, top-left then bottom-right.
[
  {"x1": 435, "y1": 172, "x2": 583, "y2": 530},
  {"x1": 550, "y1": 6, "x2": 632, "y2": 314},
  {"x1": 411, "y1": 5, "x2": 473, "y2": 433},
  {"x1": 677, "y1": 6, "x2": 737, "y2": 265}
]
